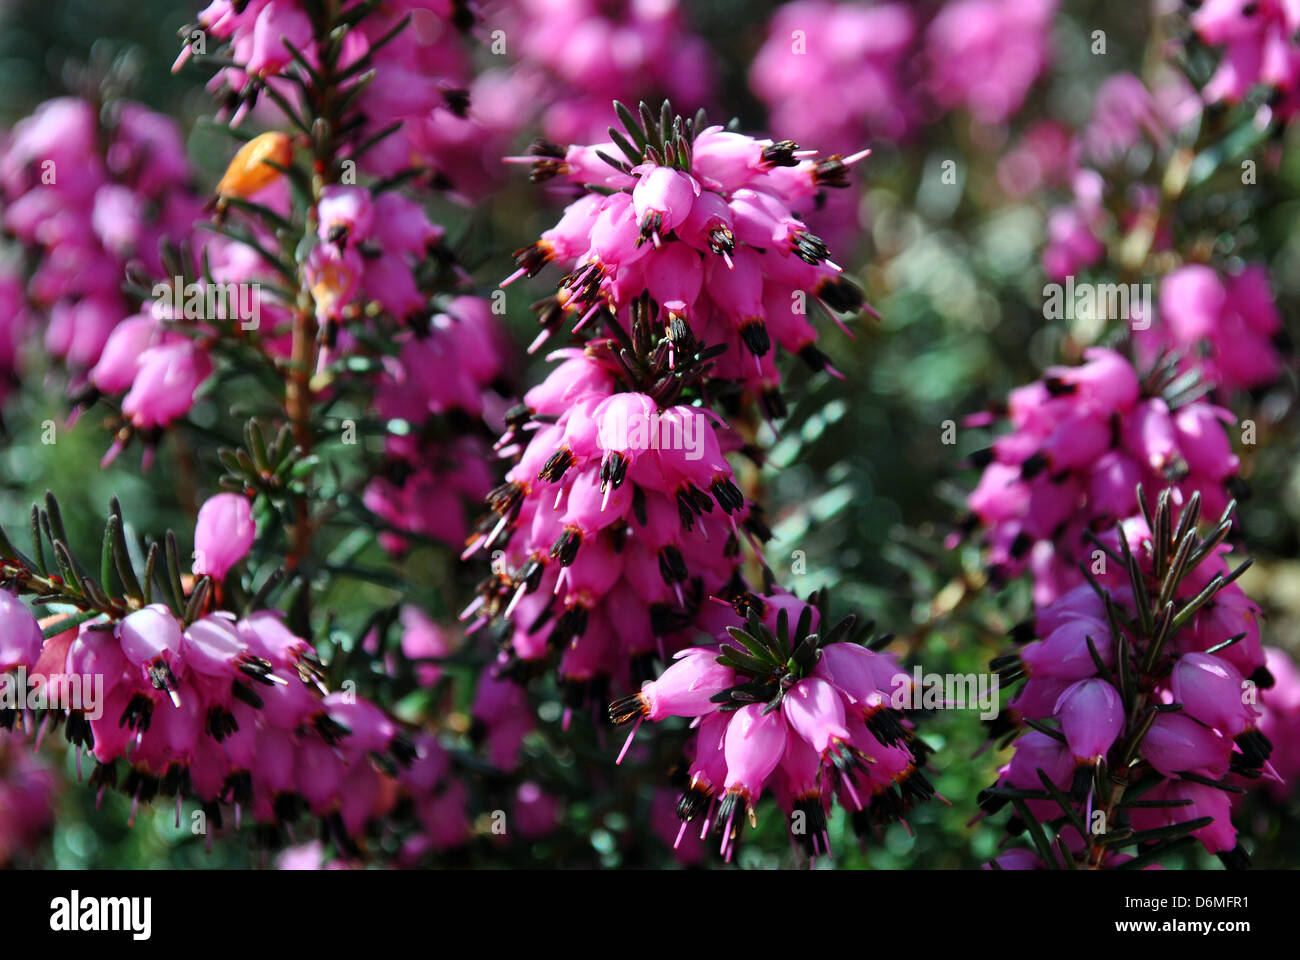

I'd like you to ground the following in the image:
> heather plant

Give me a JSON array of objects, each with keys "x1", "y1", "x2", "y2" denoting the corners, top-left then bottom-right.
[
  {"x1": 982, "y1": 490, "x2": 1270, "y2": 868},
  {"x1": 0, "y1": 0, "x2": 1296, "y2": 873}
]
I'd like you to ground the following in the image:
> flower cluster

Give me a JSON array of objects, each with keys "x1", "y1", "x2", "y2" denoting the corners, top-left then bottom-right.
[
  {"x1": 0, "y1": 478, "x2": 484, "y2": 860},
  {"x1": 956, "y1": 347, "x2": 1243, "y2": 605},
  {"x1": 7, "y1": 590, "x2": 411, "y2": 842},
  {"x1": 91, "y1": 302, "x2": 217, "y2": 464},
  {"x1": 3, "y1": 579, "x2": 481, "y2": 856},
  {"x1": 746, "y1": 0, "x2": 913, "y2": 250},
  {"x1": 1031, "y1": 68, "x2": 1202, "y2": 281},
  {"x1": 462, "y1": 105, "x2": 869, "y2": 715},
  {"x1": 749, "y1": 1, "x2": 920, "y2": 153},
  {"x1": 1138, "y1": 264, "x2": 1284, "y2": 394},
  {"x1": 181, "y1": 16, "x2": 511, "y2": 514},
  {"x1": 746, "y1": 0, "x2": 1059, "y2": 251},
  {"x1": 925, "y1": 0, "x2": 1057, "y2": 125},
  {"x1": 175, "y1": 0, "x2": 485, "y2": 190},
  {"x1": 492, "y1": 0, "x2": 716, "y2": 146},
  {"x1": 83, "y1": 73, "x2": 505, "y2": 483},
  {"x1": 0, "y1": 97, "x2": 201, "y2": 387},
  {"x1": 749, "y1": 0, "x2": 1057, "y2": 153},
  {"x1": 1190, "y1": 0, "x2": 1300, "y2": 117},
  {"x1": 505, "y1": 105, "x2": 868, "y2": 404},
  {"x1": 462, "y1": 347, "x2": 763, "y2": 716},
  {"x1": 364, "y1": 294, "x2": 514, "y2": 553},
  {"x1": 611, "y1": 590, "x2": 933, "y2": 861},
  {"x1": 298, "y1": 178, "x2": 472, "y2": 348},
  {"x1": 984, "y1": 492, "x2": 1272, "y2": 868},
  {"x1": 1081, "y1": 71, "x2": 1201, "y2": 168},
  {"x1": 78, "y1": 134, "x2": 299, "y2": 460}
]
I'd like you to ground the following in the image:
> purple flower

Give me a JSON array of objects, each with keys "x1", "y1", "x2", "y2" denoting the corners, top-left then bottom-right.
[
  {"x1": 0, "y1": 591, "x2": 44, "y2": 674},
  {"x1": 1053, "y1": 677, "x2": 1124, "y2": 764},
  {"x1": 120, "y1": 341, "x2": 213, "y2": 433}
]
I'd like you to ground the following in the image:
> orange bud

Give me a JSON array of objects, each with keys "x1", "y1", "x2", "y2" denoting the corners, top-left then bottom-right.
[
  {"x1": 309, "y1": 257, "x2": 358, "y2": 319},
  {"x1": 215, "y1": 131, "x2": 294, "y2": 199}
]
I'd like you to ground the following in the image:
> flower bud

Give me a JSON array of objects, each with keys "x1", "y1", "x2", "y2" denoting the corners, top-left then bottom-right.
[
  {"x1": 1170, "y1": 652, "x2": 1258, "y2": 737},
  {"x1": 723, "y1": 702, "x2": 789, "y2": 797},
  {"x1": 194, "y1": 493, "x2": 256, "y2": 581},
  {"x1": 1054, "y1": 677, "x2": 1123, "y2": 763},
  {"x1": 215, "y1": 132, "x2": 293, "y2": 200},
  {"x1": 0, "y1": 590, "x2": 43, "y2": 673}
]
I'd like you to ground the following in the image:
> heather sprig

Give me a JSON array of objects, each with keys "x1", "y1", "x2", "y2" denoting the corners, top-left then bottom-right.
[
  {"x1": 609, "y1": 589, "x2": 934, "y2": 862},
  {"x1": 982, "y1": 487, "x2": 1271, "y2": 869}
]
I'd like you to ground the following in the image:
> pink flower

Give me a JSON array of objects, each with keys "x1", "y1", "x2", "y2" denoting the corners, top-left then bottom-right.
[
  {"x1": 1130, "y1": 780, "x2": 1239, "y2": 855},
  {"x1": 1139, "y1": 713, "x2": 1231, "y2": 779},
  {"x1": 750, "y1": 1, "x2": 920, "y2": 152},
  {"x1": 398, "y1": 606, "x2": 455, "y2": 688},
  {"x1": 0, "y1": 737, "x2": 56, "y2": 865},
  {"x1": 121, "y1": 341, "x2": 213, "y2": 431},
  {"x1": 91, "y1": 314, "x2": 165, "y2": 394},
  {"x1": 781, "y1": 677, "x2": 851, "y2": 757},
  {"x1": 317, "y1": 185, "x2": 375, "y2": 249},
  {"x1": 246, "y1": 1, "x2": 314, "y2": 78},
  {"x1": 1138, "y1": 264, "x2": 1283, "y2": 392},
  {"x1": 1020, "y1": 618, "x2": 1114, "y2": 681},
  {"x1": 512, "y1": 782, "x2": 560, "y2": 840},
  {"x1": 1054, "y1": 678, "x2": 1124, "y2": 764},
  {"x1": 0, "y1": 591, "x2": 44, "y2": 674},
  {"x1": 1257, "y1": 647, "x2": 1300, "y2": 799},
  {"x1": 1191, "y1": 0, "x2": 1300, "y2": 116},
  {"x1": 722, "y1": 703, "x2": 789, "y2": 801},
  {"x1": 194, "y1": 493, "x2": 256, "y2": 581},
  {"x1": 612, "y1": 648, "x2": 734, "y2": 728},
  {"x1": 957, "y1": 348, "x2": 1242, "y2": 604},
  {"x1": 1171, "y1": 653, "x2": 1259, "y2": 739},
  {"x1": 471, "y1": 670, "x2": 533, "y2": 772},
  {"x1": 926, "y1": 0, "x2": 1058, "y2": 125}
]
